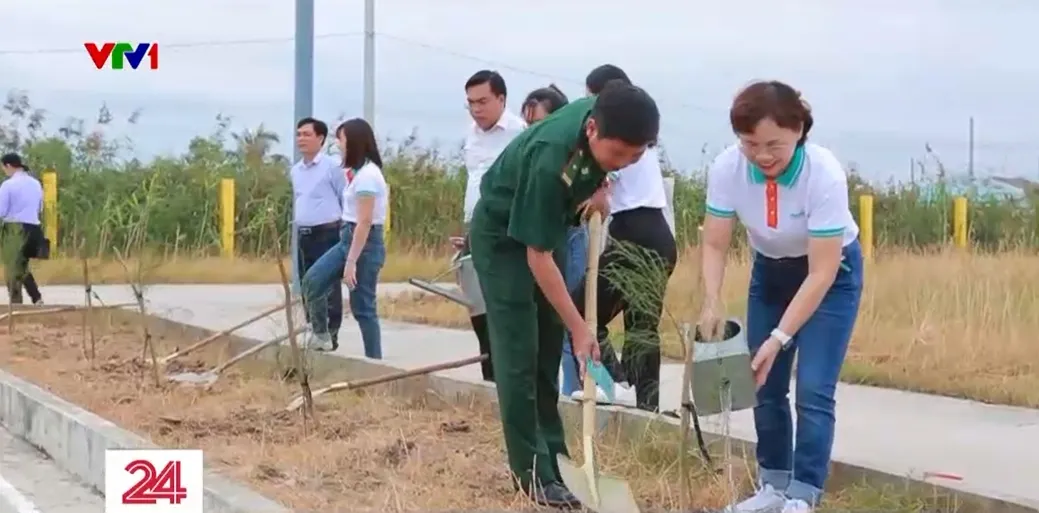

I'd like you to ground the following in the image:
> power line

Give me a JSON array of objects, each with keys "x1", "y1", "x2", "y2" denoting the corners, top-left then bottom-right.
[
  {"x1": 0, "y1": 29, "x2": 718, "y2": 115},
  {"x1": 375, "y1": 31, "x2": 717, "y2": 115},
  {"x1": 0, "y1": 32, "x2": 362, "y2": 56}
]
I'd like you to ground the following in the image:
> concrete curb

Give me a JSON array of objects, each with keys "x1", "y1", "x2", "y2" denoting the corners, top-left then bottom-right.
[
  {"x1": 2, "y1": 307, "x2": 1036, "y2": 513},
  {"x1": 0, "y1": 368, "x2": 290, "y2": 513}
]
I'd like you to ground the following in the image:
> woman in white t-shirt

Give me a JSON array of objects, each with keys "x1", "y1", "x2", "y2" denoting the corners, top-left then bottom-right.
[
  {"x1": 301, "y1": 118, "x2": 389, "y2": 359},
  {"x1": 699, "y1": 81, "x2": 864, "y2": 513}
]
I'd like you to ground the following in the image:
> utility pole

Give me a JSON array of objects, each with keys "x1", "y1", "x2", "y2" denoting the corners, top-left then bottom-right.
[
  {"x1": 290, "y1": 0, "x2": 315, "y2": 293},
  {"x1": 967, "y1": 116, "x2": 975, "y2": 180},
  {"x1": 363, "y1": 0, "x2": 376, "y2": 128},
  {"x1": 293, "y1": 0, "x2": 315, "y2": 162}
]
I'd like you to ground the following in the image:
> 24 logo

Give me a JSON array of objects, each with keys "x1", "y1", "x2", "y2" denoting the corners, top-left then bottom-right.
[{"x1": 105, "y1": 449, "x2": 203, "y2": 512}]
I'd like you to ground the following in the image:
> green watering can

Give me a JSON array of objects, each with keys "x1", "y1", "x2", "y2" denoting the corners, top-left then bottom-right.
[{"x1": 692, "y1": 318, "x2": 758, "y2": 416}]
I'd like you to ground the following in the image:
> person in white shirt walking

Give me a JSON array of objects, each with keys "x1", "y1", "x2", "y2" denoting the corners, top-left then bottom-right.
[
  {"x1": 699, "y1": 81, "x2": 864, "y2": 513},
  {"x1": 0, "y1": 153, "x2": 45, "y2": 305},
  {"x1": 290, "y1": 118, "x2": 347, "y2": 351},
  {"x1": 301, "y1": 118, "x2": 389, "y2": 359},
  {"x1": 460, "y1": 69, "x2": 527, "y2": 382},
  {"x1": 565, "y1": 66, "x2": 678, "y2": 412}
]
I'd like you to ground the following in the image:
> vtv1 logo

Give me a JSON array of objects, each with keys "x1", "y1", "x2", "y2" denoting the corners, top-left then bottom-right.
[
  {"x1": 84, "y1": 42, "x2": 159, "y2": 70},
  {"x1": 105, "y1": 449, "x2": 203, "y2": 512}
]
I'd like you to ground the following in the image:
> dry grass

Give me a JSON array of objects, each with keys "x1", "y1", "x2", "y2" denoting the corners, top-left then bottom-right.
[
  {"x1": 379, "y1": 248, "x2": 1039, "y2": 409},
  {"x1": 0, "y1": 312, "x2": 955, "y2": 512},
  {"x1": 10, "y1": 249, "x2": 448, "y2": 285}
]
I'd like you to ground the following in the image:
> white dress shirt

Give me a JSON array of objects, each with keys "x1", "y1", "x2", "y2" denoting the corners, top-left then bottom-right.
[{"x1": 462, "y1": 110, "x2": 527, "y2": 223}]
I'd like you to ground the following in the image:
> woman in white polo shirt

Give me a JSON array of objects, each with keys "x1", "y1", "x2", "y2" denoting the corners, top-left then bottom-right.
[
  {"x1": 699, "y1": 81, "x2": 863, "y2": 513},
  {"x1": 301, "y1": 118, "x2": 389, "y2": 359}
]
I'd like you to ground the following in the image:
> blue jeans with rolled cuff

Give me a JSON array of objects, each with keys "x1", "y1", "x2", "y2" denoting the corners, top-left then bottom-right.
[
  {"x1": 301, "y1": 222, "x2": 386, "y2": 359},
  {"x1": 559, "y1": 224, "x2": 589, "y2": 396},
  {"x1": 746, "y1": 240, "x2": 863, "y2": 506}
]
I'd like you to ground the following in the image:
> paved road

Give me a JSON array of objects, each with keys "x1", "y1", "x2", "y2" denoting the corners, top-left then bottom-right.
[
  {"x1": 0, "y1": 427, "x2": 103, "y2": 513},
  {"x1": 4, "y1": 283, "x2": 1039, "y2": 510}
]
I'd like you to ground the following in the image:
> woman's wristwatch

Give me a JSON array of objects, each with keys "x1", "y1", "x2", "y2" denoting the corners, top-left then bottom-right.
[{"x1": 770, "y1": 328, "x2": 793, "y2": 350}]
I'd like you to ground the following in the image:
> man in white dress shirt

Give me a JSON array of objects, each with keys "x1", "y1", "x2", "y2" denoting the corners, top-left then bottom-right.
[{"x1": 460, "y1": 69, "x2": 527, "y2": 382}]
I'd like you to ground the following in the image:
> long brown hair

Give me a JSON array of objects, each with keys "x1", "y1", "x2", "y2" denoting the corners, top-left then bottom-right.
[{"x1": 335, "y1": 118, "x2": 383, "y2": 170}]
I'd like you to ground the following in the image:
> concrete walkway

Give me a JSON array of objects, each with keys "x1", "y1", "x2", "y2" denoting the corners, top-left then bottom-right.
[
  {"x1": 4, "y1": 283, "x2": 1038, "y2": 510},
  {"x1": 1, "y1": 427, "x2": 103, "y2": 513}
]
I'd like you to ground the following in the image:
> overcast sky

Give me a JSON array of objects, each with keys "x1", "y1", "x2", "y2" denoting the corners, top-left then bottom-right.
[{"x1": 2, "y1": 0, "x2": 1038, "y2": 181}]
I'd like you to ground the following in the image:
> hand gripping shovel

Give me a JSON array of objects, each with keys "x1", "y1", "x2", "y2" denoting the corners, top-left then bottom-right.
[{"x1": 556, "y1": 212, "x2": 640, "y2": 513}]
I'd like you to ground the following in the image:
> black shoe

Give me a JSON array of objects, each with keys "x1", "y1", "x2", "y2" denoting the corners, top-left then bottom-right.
[
  {"x1": 530, "y1": 481, "x2": 580, "y2": 509},
  {"x1": 330, "y1": 334, "x2": 339, "y2": 351}
]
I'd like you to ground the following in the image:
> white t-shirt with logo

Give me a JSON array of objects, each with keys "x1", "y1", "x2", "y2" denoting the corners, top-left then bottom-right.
[
  {"x1": 609, "y1": 147, "x2": 668, "y2": 215},
  {"x1": 705, "y1": 143, "x2": 858, "y2": 259},
  {"x1": 341, "y1": 161, "x2": 389, "y2": 225}
]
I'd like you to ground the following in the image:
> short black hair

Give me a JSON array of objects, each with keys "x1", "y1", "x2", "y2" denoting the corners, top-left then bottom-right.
[
  {"x1": 464, "y1": 70, "x2": 507, "y2": 98},
  {"x1": 523, "y1": 84, "x2": 569, "y2": 115},
  {"x1": 296, "y1": 117, "x2": 328, "y2": 143},
  {"x1": 335, "y1": 118, "x2": 383, "y2": 170},
  {"x1": 590, "y1": 81, "x2": 659, "y2": 146},
  {"x1": 0, "y1": 153, "x2": 23, "y2": 168},
  {"x1": 585, "y1": 64, "x2": 631, "y2": 95}
]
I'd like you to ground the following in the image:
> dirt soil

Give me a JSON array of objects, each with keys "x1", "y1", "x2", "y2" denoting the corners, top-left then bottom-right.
[
  {"x1": 0, "y1": 311, "x2": 757, "y2": 512},
  {"x1": 0, "y1": 311, "x2": 959, "y2": 513}
]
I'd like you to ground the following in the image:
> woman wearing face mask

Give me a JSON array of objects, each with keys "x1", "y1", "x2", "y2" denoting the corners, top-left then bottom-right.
[
  {"x1": 301, "y1": 118, "x2": 389, "y2": 359},
  {"x1": 699, "y1": 81, "x2": 864, "y2": 513},
  {"x1": 521, "y1": 84, "x2": 569, "y2": 125}
]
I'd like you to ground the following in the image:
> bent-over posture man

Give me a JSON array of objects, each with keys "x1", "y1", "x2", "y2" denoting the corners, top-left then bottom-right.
[
  {"x1": 0, "y1": 153, "x2": 44, "y2": 305},
  {"x1": 469, "y1": 82, "x2": 659, "y2": 508}
]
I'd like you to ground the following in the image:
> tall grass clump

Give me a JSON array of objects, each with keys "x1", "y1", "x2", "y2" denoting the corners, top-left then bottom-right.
[{"x1": 0, "y1": 89, "x2": 1035, "y2": 257}]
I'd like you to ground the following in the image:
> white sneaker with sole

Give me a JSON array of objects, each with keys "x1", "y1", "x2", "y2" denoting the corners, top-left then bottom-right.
[
  {"x1": 304, "y1": 333, "x2": 334, "y2": 352},
  {"x1": 612, "y1": 382, "x2": 637, "y2": 407},
  {"x1": 781, "y1": 499, "x2": 812, "y2": 513},
  {"x1": 569, "y1": 386, "x2": 610, "y2": 403},
  {"x1": 726, "y1": 484, "x2": 787, "y2": 513}
]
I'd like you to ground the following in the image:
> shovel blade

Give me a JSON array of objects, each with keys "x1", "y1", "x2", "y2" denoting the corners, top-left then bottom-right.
[
  {"x1": 166, "y1": 371, "x2": 218, "y2": 385},
  {"x1": 557, "y1": 455, "x2": 640, "y2": 513},
  {"x1": 593, "y1": 475, "x2": 640, "y2": 513}
]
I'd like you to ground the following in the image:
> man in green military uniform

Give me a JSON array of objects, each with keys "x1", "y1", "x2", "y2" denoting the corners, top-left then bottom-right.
[{"x1": 469, "y1": 81, "x2": 660, "y2": 508}]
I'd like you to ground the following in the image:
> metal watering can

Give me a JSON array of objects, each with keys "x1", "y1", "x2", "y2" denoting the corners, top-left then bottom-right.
[
  {"x1": 407, "y1": 251, "x2": 486, "y2": 316},
  {"x1": 692, "y1": 318, "x2": 758, "y2": 416}
]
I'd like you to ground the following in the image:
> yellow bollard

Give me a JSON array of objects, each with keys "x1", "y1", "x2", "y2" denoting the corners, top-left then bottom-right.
[
  {"x1": 953, "y1": 196, "x2": 968, "y2": 249},
  {"x1": 219, "y1": 178, "x2": 235, "y2": 258},
  {"x1": 384, "y1": 185, "x2": 392, "y2": 248},
  {"x1": 858, "y1": 194, "x2": 873, "y2": 261},
  {"x1": 42, "y1": 170, "x2": 58, "y2": 255}
]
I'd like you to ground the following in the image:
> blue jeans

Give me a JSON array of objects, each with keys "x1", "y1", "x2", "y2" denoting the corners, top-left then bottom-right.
[
  {"x1": 747, "y1": 240, "x2": 863, "y2": 505},
  {"x1": 559, "y1": 224, "x2": 589, "y2": 395},
  {"x1": 296, "y1": 224, "x2": 344, "y2": 343},
  {"x1": 301, "y1": 222, "x2": 386, "y2": 359}
]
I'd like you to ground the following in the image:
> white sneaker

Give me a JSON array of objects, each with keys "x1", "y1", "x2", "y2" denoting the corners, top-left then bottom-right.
[
  {"x1": 781, "y1": 499, "x2": 812, "y2": 513},
  {"x1": 570, "y1": 386, "x2": 610, "y2": 403},
  {"x1": 726, "y1": 484, "x2": 787, "y2": 513},
  {"x1": 612, "y1": 383, "x2": 637, "y2": 407},
  {"x1": 304, "y1": 333, "x2": 334, "y2": 352}
]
